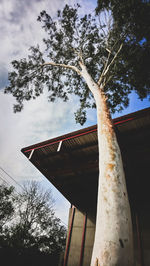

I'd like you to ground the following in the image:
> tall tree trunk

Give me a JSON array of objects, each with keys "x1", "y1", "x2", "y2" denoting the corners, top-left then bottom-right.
[
  {"x1": 91, "y1": 90, "x2": 134, "y2": 266},
  {"x1": 80, "y1": 63, "x2": 134, "y2": 266}
]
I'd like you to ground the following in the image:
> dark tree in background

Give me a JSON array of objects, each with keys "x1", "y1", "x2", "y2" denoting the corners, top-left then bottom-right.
[
  {"x1": 0, "y1": 185, "x2": 14, "y2": 227},
  {"x1": 0, "y1": 182, "x2": 66, "y2": 266},
  {"x1": 96, "y1": 0, "x2": 150, "y2": 100},
  {"x1": 0, "y1": 185, "x2": 14, "y2": 243},
  {"x1": 4, "y1": 2, "x2": 150, "y2": 265}
]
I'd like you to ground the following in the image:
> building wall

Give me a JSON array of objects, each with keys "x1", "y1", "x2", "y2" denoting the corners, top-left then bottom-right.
[
  {"x1": 63, "y1": 206, "x2": 150, "y2": 266},
  {"x1": 82, "y1": 215, "x2": 96, "y2": 266},
  {"x1": 64, "y1": 207, "x2": 95, "y2": 266},
  {"x1": 135, "y1": 208, "x2": 150, "y2": 266}
]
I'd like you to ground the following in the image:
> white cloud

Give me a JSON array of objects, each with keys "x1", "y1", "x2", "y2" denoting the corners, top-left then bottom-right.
[
  {"x1": 0, "y1": 91, "x2": 80, "y2": 176},
  {"x1": 0, "y1": 0, "x2": 98, "y2": 224},
  {"x1": 1, "y1": 0, "x2": 149, "y2": 225},
  {"x1": 0, "y1": 0, "x2": 97, "y2": 65},
  {"x1": 0, "y1": 0, "x2": 67, "y2": 65},
  {"x1": 0, "y1": 88, "x2": 96, "y2": 223}
]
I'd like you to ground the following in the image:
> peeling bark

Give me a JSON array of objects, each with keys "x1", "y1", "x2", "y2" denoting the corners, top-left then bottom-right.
[
  {"x1": 80, "y1": 62, "x2": 134, "y2": 266},
  {"x1": 91, "y1": 91, "x2": 134, "y2": 266}
]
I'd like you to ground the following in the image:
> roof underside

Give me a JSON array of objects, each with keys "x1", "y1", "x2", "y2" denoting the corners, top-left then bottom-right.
[{"x1": 22, "y1": 108, "x2": 150, "y2": 213}]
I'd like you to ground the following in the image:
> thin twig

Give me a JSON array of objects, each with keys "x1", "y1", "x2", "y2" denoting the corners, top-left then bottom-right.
[
  {"x1": 103, "y1": 43, "x2": 123, "y2": 76},
  {"x1": 97, "y1": 43, "x2": 123, "y2": 87},
  {"x1": 97, "y1": 49, "x2": 111, "y2": 85},
  {"x1": 102, "y1": 74, "x2": 113, "y2": 87}
]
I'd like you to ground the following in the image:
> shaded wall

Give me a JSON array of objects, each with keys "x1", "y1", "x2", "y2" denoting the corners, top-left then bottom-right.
[
  {"x1": 64, "y1": 207, "x2": 95, "y2": 266},
  {"x1": 63, "y1": 205, "x2": 150, "y2": 266}
]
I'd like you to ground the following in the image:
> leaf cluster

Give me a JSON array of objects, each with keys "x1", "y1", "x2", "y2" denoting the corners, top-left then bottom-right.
[
  {"x1": 5, "y1": 3, "x2": 150, "y2": 124},
  {"x1": 0, "y1": 185, "x2": 14, "y2": 231},
  {"x1": 96, "y1": 0, "x2": 150, "y2": 102},
  {"x1": 0, "y1": 182, "x2": 66, "y2": 257}
]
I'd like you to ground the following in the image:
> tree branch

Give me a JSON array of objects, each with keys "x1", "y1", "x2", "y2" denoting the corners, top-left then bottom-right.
[
  {"x1": 98, "y1": 10, "x2": 112, "y2": 47},
  {"x1": 41, "y1": 61, "x2": 81, "y2": 76},
  {"x1": 103, "y1": 43, "x2": 123, "y2": 76},
  {"x1": 102, "y1": 74, "x2": 113, "y2": 87},
  {"x1": 97, "y1": 43, "x2": 123, "y2": 86},
  {"x1": 97, "y1": 49, "x2": 111, "y2": 86}
]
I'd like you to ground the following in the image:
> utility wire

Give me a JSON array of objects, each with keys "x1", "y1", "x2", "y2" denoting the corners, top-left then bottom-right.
[
  {"x1": 0, "y1": 175, "x2": 11, "y2": 187},
  {"x1": 0, "y1": 166, "x2": 24, "y2": 191},
  {"x1": 0, "y1": 176, "x2": 67, "y2": 226},
  {"x1": 0, "y1": 175, "x2": 21, "y2": 200},
  {"x1": 0, "y1": 166, "x2": 67, "y2": 227}
]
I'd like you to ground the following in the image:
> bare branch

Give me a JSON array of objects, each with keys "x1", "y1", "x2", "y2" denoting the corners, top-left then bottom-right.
[
  {"x1": 41, "y1": 61, "x2": 81, "y2": 76},
  {"x1": 106, "y1": 48, "x2": 112, "y2": 54},
  {"x1": 97, "y1": 43, "x2": 123, "y2": 86},
  {"x1": 98, "y1": 10, "x2": 113, "y2": 48},
  {"x1": 97, "y1": 49, "x2": 111, "y2": 86},
  {"x1": 102, "y1": 74, "x2": 113, "y2": 87},
  {"x1": 103, "y1": 43, "x2": 123, "y2": 76}
]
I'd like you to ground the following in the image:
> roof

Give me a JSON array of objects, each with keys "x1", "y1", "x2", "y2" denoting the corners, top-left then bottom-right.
[{"x1": 21, "y1": 107, "x2": 150, "y2": 213}]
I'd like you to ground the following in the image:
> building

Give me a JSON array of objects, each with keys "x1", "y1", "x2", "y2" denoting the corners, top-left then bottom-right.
[{"x1": 22, "y1": 107, "x2": 150, "y2": 266}]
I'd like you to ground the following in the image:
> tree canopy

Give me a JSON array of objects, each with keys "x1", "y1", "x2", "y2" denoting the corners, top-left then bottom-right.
[
  {"x1": 96, "y1": 0, "x2": 150, "y2": 100},
  {"x1": 5, "y1": 3, "x2": 149, "y2": 125},
  {"x1": 0, "y1": 185, "x2": 14, "y2": 236},
  {"x1": 0, "y1": 182, "x2": 66, "y2": 266},
  {"x1": 96, "y1": 0, "x2": 150, "y2": 41}
]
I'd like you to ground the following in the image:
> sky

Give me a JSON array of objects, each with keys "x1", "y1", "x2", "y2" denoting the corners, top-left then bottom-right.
[{"x1": 0, "y1": 0, "x2": 149, "y2": 225}]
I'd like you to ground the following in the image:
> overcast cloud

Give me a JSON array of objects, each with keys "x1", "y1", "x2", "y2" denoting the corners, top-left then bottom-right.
[
  {"x1": 0, "y1": 0, "x2": 97, "y2": 224},
  {"x1": 0, "y1": 0, "x2": 149, "y2": 224}
]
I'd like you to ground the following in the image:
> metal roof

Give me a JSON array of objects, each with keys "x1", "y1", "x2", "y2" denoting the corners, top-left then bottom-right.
[{"x1": 21, "y1": 107, "x2": 150, "y2": 213}]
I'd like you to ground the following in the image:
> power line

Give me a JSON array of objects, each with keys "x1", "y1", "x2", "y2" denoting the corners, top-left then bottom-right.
[
  {"x1": 0, "y1": 175, "x2": 67, "y2": 226},
  {"x1": 0, "y1": 175, "x2": 11, "y2": 187},
  {"x1": 0, "y1": 166, "x2": 24, "y2": 191},
  {"x1": 0, "y1": 167, "x2": 67, "y2": 226},
  {"x1": 0, "y1": 175, "x2": 21, "y2": 201}
]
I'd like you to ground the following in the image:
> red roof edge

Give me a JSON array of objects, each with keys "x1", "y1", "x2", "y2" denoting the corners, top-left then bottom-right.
[{"x1": 21, "y1": 107, "x2": 150, "y2": 154}]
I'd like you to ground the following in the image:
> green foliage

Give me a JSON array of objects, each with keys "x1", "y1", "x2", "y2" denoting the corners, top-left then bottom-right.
[
  {"x1": 0, "y1": 182, "x2": 66, "y2": 262},
  {"x1": 0, "y1": 185, "x2": 14, "y2": 232},
  {"x1": 5, "y1": 3, "x2": 150, "y2": 124},
  {"x1": 9, "y1": 182, "x2": 66, "y2": 255},
  {"x1": 96, "y1": 0, "x2": 150, "y2": 41},
  {"x1": 96, "y1": 0, "x2": 150, "y2": 100}
]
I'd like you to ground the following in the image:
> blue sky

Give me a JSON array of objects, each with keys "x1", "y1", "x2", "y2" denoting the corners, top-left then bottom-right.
[{"x1": 0, "y1": 0, "x2": 149, "y2": 225}]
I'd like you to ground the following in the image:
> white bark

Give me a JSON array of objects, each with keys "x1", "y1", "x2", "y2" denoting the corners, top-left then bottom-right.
[
  {"x1": 80, "y1": 63, "x2": 134, "y2": 266},
  {"x1": 42, "y1": 57, "x2": 134, "y2": 265},
  {"x1": 41, "y1": 62, "x2": 81, "y2": 76}
]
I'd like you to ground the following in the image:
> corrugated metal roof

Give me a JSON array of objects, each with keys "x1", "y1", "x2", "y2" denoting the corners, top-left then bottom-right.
[{"x1": 21, "y1": 107, "x2": 150, "y2": 212}]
